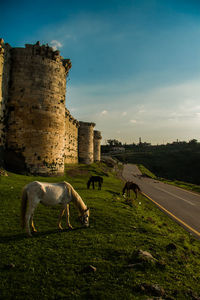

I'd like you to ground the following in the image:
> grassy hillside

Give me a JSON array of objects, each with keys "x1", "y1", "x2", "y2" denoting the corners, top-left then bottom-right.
[{"x1": 1, "y1": 162, "x2": 200, "y2": 299}]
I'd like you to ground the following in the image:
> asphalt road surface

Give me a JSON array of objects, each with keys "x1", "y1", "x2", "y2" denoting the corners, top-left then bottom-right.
[{"x1": 122, "y1": 164, "x2": 200, "y2": 239}]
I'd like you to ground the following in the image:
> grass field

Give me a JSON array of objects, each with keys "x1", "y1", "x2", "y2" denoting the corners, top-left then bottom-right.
[{"x1": 1, "y1": 162, "x2": 200, "y2": 299}]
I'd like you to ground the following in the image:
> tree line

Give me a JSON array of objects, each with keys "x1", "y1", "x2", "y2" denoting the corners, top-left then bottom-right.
[{"x1": 102, "y1": 139, "x2": 200, "y2": 185}]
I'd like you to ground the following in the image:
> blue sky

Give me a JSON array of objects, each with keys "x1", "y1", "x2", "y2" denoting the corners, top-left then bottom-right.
[{"x1": 1, "y1": 0, "x2": 200, "y2": 144}]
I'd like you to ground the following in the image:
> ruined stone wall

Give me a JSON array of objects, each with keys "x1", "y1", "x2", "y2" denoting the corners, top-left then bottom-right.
[
  {"x1": 0, "y1": 39, "x2": 11, "y2": 165},
  {"x1": 0, "y1": 39, "x2": 102, "y2": 174},
  {"x1": 65, "y1": 109, "x2": 79, "y2": 164},
  {"x1": 78, "y1": 121, "x2": 95, "y2": 164},
  {"x1": 5, "y1": 42, "x2": 71, "y2": 175},
  {"x1": 93, "y1": 130, "x2": 102, "y2": 161}
]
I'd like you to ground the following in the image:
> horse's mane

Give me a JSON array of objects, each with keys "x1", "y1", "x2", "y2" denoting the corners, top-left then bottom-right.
[
  {"x1": 135, "y1": 183, "x2": 141, "y2": 191},
  {"x1": 65, "y1": 182, "x2": 87, "y2": 214},
  {"x1": 130, "y1": 182, "x2": 141, "y2": 191}
]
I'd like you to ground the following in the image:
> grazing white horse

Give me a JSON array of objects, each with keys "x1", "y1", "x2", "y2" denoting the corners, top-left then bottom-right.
[{"x1": 21, "y1": 181, "x2": 90, "y2": 236}]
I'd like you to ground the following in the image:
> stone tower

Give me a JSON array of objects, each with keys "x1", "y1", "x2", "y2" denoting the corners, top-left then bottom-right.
[
  {"x1": 0, "y1": 39, "x2": 11, "y2": 165},
  {"x1": 93, "y1": 130, "x2": 102, "y2": 162},
  {"x1": 0, "y1": 39, "x2": 103, "y2": 175},
  {"x1": 78, "y1": 121, "x2": 95, "y2": 164},
  {"x1": 4, "y1": 42, "x2": 71, "y2": 175}
]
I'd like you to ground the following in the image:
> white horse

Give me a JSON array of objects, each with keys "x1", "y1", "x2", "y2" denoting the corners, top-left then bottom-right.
[{"x1": 21, "y1": 181, "x2": 90, "y2": 236}]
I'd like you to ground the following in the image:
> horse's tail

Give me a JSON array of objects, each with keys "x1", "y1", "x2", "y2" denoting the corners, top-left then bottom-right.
[{"x1": 21, "y1": 186, "x2": 28, "y2": 229}]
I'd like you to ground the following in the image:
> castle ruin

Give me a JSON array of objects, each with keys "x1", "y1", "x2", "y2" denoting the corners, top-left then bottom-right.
[{"x1": 0, "y1": 39, "x2": 102, "y2": 176}]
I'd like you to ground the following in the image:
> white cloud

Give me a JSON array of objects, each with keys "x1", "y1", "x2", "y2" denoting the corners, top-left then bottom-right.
[
  {"x1": 50, "y1": 40, "x2": 63, "y2": 50},
  {"x1": 130, "y1": 119, "x2": 137, "y2": 124},
  {"x1": 64, "y1": 34, "x2": 74, "y2": 40},
  {"x1": 122, "y1": 112, "x2": 127, "y2": 116},
  {"x1": 100, "y1": 110, "x2": 108, "y2": 116},
  {"x1": 69, "y1": 107, "x2": 76, "y2": 112},
  {"x1": 138, "y1": 109, "x2": 145, "y2": 114}
]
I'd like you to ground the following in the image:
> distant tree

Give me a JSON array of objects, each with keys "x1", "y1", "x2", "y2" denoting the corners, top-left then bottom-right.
[
  {"x1": 106, "y1": 139, "x2": 122, "y2": 146},
  {"x1": 188, "y1": 139, "x2": 198, "y2": 145}
]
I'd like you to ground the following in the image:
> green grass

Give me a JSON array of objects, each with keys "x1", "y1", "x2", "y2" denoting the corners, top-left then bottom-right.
[
  {"x1": 160, "y1": 178, "x2": 200, "y2": 194},
  {"x1": 137, "y1": 164, "x2": 157, "y2": 179},
  {"x1": 1, "y1": 163, "x2": 200, "y2": 299}
]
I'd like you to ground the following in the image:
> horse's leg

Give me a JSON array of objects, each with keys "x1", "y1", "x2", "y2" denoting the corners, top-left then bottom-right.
[
  {"x1": 66, "y1": 204, "x2": 73, "y2": 229},
  {"x1": 31, "y1": 217, "x2": 37, "y2": 233},
  {"x1": 92, "y1": 181, "x2": 95, "y2": 189},
  {"x1": 25, "y1": 212, "x2": 32, "y2": 237},
  {"x1": 25, "y1": 198, "x2": 38, "y2": 237},
  {"x1": 58, "y1": 206, "x2": 66, "y2": 230}
]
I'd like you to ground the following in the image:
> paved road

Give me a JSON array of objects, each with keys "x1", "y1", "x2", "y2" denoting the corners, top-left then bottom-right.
[{"x1": 122, "y1": 164, "x2": 200, "y2": 239}]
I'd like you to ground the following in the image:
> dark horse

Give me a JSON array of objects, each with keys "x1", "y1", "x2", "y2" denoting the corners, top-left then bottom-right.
[
  {"x1": 87, "y1": 176, "x2": 103, "y2": 190},
  {"x1": 122, "y1": 181, "x2": 141, "y2": 199}
]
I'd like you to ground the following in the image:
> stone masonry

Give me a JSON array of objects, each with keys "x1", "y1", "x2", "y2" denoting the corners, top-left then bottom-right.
[
  {"x1": 0, "y1": 40, "x2": 102, "y2": 175},
  {"x1": 0, "y1": 39, "x2": 11, "y2": 165},
  {"x1": 94, "y1": 130, "x2": 102, "y2": 162},
  {"x1": 78, "y1": 121, "x2": 96, "y2": 164},
  {"x1": 65, "y1": 109, "x2": 79, "y2": 164}
]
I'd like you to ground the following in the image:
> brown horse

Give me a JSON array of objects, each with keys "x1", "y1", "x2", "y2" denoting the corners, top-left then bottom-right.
[
  {"x1": 122, "y1": 181, "x2": 141, "y2": 199},
  {"x1": 87, "y1": 176, "x2": 103, "y2": 190}
]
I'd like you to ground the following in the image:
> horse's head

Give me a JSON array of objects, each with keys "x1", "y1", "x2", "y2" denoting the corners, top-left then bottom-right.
[{"x1": 79, "y1": 208, "x2": 90, "y2": 227}]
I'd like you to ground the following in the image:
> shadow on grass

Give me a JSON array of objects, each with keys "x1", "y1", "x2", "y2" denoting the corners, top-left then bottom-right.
[{"x1": 0, "y1": 226, "x2": 87, "y2": 244}]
